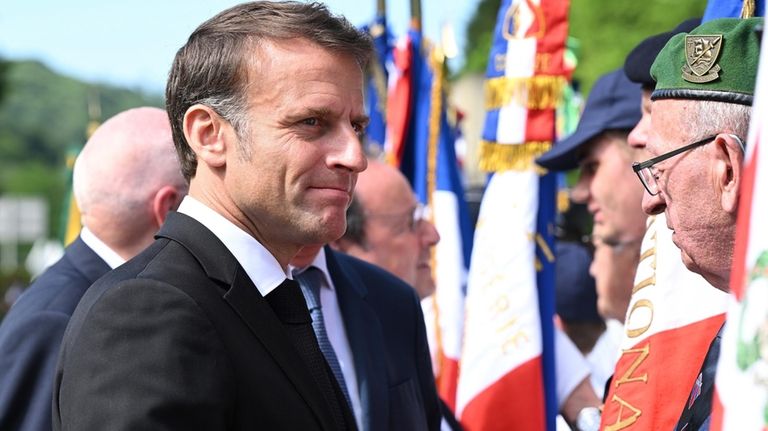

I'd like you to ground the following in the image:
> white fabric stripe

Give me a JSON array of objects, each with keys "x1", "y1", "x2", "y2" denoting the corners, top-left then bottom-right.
[
  {"x1": 433, "y1": 190, "x2": 466, "y2": 360},
  {"x1": 456, "y1": 170, "x2": 542, "y2": 416}
]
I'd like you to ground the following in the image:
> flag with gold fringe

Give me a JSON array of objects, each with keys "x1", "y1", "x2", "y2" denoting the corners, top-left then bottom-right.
[
  {"x1": 711, "y1": 14, "x2": 768, "y2": 431},
  {"x1": 389, "y1": 20, "x2": 474, "y2": 413},
  {"x1": 455, "y1": 0, "x2": 569, "y2": 429}
]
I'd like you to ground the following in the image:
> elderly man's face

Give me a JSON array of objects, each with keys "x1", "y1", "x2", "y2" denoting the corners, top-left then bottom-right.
[
  {"x1": 571, "y1": 133, "x2": 646, "y2": 246},
  {"x1": 226, "y1": 38, "x2": 368, "y2": 249},
  {"x1": 642, "y1": 99, "x2": 734, "y2": 287},
  {"x1": 347, "y1": 163, "x2": 440, "y2": 299}
]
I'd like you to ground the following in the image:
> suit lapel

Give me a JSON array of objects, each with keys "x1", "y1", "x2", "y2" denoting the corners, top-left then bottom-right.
[
  {"x1": 325, "y1": 247, "x2": 389, "y2": 431},
  {"x1": 67, "y1": 236, "x2": 111, "y2": 284},
  {"x1": 156, "y1": 212, "x2": 337, "y2": 431}
]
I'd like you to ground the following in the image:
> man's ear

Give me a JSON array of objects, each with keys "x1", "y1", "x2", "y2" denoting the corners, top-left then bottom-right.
[
  {"x1": 151, "y1": 185, "x2": 182, "y2": 229},
  {"x1": 714, "y1": 134, "x2": 745, "y2": 214},
  {"x1": 183, "y1": 104, "x2": 229, "y2": 169}
]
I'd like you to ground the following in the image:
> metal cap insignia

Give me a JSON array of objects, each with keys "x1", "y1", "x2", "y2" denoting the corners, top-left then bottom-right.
[{"x1": 682, "y1": 34, "x2": 723, "y2": 83}]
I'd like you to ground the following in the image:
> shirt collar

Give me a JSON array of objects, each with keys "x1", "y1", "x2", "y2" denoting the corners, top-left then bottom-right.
[
  {"x1": 177, "y1": 196, "x2": 287, "y2": 297},
  {"x1": 79, "y1": 226, "x2": 126, "y2": 269}
]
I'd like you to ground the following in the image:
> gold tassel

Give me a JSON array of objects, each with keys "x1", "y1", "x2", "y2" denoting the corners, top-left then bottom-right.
[
  {"x1": 479, "y1": 140, "x2": 551, "y2": 172},
  {"x1": 557, "y1": 189, "x2": 570, "y2": 213},
  {"x1": 485, "y1": 76, "x2": 567, "y2": 110},
  {"x1": 741, "y1": 0, "x2": 756, "y2": 18}
]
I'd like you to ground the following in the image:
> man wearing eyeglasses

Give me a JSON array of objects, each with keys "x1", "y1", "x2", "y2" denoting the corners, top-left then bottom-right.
[
  {"x1": 638, "y1": 17, "x2": 759, "y2": 292},
  {"x1": 332, "y1": 159, "x2": 440, "y2": 299},
  {"x1": 634, "y1": 17, "x2": 761, "y2": 431}
]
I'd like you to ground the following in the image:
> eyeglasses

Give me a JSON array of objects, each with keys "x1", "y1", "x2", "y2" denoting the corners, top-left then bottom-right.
[
  {"x1": 366, "y1": 202, "x2": 431, "y2": 232},
  {"x1": 632, "y1": 135, "x2": 718, "y2": 196}
]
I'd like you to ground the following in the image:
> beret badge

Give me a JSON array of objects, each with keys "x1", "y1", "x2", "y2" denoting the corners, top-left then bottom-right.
[{"x1": 683, "y1": 34, "x2": 723, "y2": 83}]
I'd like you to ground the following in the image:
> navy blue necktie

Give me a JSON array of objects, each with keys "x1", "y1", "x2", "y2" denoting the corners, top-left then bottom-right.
[{"x1": 295, "y1": 267, "x2": 354, "y2": 411}]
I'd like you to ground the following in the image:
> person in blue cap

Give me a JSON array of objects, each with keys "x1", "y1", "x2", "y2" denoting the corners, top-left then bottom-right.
[{"x1": 537, "y1": 69, "x2": 645, "y2": 324}]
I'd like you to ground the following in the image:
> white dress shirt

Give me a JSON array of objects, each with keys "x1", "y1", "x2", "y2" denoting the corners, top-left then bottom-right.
[
  {"x1": 80, "y1": 226, "x2": 126, "y2": 269},
  {"x1": 177, "y1": 196, "x2": 286, "y2": 297},
  {"x1": 291, "y1": 247, "x2": 363, "y2": 430}
]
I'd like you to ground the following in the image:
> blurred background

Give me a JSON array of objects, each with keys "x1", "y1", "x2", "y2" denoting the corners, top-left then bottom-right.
[{"x1": 0, "y1": 0, "x2": 704, "y2": 318}]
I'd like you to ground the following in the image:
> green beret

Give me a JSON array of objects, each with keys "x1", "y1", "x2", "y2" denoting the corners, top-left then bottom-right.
[{"x1": 651, "y1": 17, "x2": 763, "y2": 106}]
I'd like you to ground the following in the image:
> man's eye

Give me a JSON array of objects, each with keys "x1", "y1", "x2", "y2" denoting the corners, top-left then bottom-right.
[
  {"x1": 581, "y1": 162, "x2": 598, "y2": 175},
  {"x1": 301, "y1": 118, "x2": 319, "y2": 126},
  {"x1": 352, "y1": 122, "x2": 365, "y2": 136}
]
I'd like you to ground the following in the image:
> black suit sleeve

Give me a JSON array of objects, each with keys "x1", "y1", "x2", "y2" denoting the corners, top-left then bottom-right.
[{"x1": 54, "y1": 279, "x2": 234, "y2": 431}]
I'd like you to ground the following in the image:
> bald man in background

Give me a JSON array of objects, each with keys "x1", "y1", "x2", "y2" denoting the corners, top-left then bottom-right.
[
  {"x1": 332, "y1": 160, "x2": 440, "y2": 299},
  {"x1": 0, "y1": 107, "x2": 187, "y2": 431}
]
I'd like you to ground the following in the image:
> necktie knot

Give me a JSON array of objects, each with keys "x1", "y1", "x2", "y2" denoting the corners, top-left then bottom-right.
[{"x1": 295, "y1": 266, "x2": 324, "y2": 310}]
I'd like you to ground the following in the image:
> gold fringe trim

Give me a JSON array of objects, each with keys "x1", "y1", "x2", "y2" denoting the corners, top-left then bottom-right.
[
  {"x1": 741, "y1": 0, "x2": 756, "y2": 18},
  {"x1": 485, "y1": 76, "x2": 568, "y2": 110},
  {"x1": 427, "y1": 48, "x2": 445, "y2": 378},
  {"x1": 557, "y1": 189, "x2": 570, "y2": 213},
  {"x1": 479, "y1": 140, "x2": 551, "y2": 172}
]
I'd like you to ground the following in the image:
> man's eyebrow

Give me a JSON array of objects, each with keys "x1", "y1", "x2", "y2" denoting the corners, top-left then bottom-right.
[{"x1": 353, "y1": 114, "x2": 370, "y2": 127}]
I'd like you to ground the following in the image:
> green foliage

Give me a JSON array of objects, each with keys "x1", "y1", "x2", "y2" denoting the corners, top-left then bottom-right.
[
  {"x1": 459, "y1": 0, "x2": 706, "y2": 93},
  {"x1": 0, "y1": 60, "x2": 164, "y2": 239},
  {"x1": 569, "y1": 0, "x2": 705, "y2": 93},
  {"x1": 461, "y1": 0, "x2": 502, "y2": 76},
  {"x1": 0, "y1": 58, "x2": 8, "y2": 105}
]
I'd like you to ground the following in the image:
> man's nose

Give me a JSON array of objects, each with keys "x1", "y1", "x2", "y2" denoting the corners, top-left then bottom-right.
[
  {"x1": 641, "y1": 190, "x2": 666, "y2": 215},
  {"x1": 328, "y1": 126, "x2": 367, "y2": 173},
  {"x1": 420, "y1": 220, "x2": 440, "y2": 247}
]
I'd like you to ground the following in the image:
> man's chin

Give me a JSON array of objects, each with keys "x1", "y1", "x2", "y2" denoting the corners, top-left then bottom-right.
[{"x1": 679, "y1": 249, "x2": 701, "y2": 275}]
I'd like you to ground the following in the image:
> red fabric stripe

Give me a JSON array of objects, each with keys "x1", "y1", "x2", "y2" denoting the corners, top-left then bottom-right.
[
  {"x1": 385, "y1": 37, "x2": 413, "y2": 167},
  {"x1": 538, "y1": 0, "x2": 570, "y2": 77},
  {"x1": 525, "y1": 109, "x2": 555, "y2": 143},
  {"x1": 730, "y1": 137, "x2": 759, "y2": 300},
  {"x1": 600, "y1": 314, "x2": 725, "y2": 430},
  {"x1": 437, "y1": 354, "x2": 459, "y2": 412},
  {"x1": 460, "y1": 357, "x2": 545, "y2": 431}
]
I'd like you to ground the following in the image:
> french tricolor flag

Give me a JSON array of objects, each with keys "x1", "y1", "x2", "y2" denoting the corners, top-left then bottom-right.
[{"x1": 455, "y1": 0, "x2": 569, "y2": 429}]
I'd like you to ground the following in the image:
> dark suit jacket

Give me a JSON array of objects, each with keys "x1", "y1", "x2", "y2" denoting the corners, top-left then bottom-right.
[
  {"x1": 324, "y1": 246, "x2": 440, "y2": 431},
  {"x1": 54, "y1": 212, "x2": 439, "y2": 430},
  {"x1": 0, "y1": 237, "x2": 110, "y2": 431}
]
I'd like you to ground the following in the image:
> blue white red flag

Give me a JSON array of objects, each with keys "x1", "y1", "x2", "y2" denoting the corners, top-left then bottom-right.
[{"x1": 455, "y1": 1, "x2": 569, "y2": 429}]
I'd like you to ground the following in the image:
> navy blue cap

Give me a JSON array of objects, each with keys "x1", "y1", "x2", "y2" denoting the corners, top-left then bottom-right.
[
  {"x1": 624, "y1": 18, "x2": 702, "y2": 88},
  {"x1": 536, "y1": 69, "x2": 641, "y2": 171},
  {"x1": 555, "y1": 242, "x2": 601, "y2": 323}
]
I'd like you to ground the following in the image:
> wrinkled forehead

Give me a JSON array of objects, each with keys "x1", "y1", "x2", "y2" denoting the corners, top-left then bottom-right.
[{"x1": 647, "y1": 98, "x2": 688, "y2": 156}]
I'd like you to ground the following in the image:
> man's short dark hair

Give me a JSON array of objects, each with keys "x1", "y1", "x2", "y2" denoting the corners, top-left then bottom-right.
[{"x1": 166, "y1": 1, "x2": 373, "y2": 181}]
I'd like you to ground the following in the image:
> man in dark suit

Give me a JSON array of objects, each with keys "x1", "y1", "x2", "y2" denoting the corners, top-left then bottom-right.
[
  {"x1": 54, "y1": 2, "x2": 439, "y2": 430},
  {"x1": 321, "y1": 159, "x2": 460, "y2": 430},
  {"x1": 290, "y1": 244, "x2": 441, "y2": 431},
  {"x1": 0, "y1": 107, "x2": 187, "y2": 431}
]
